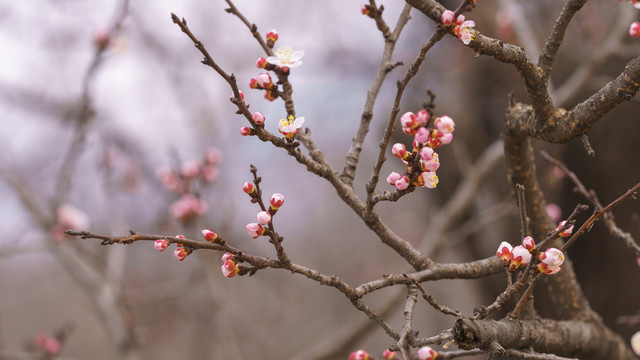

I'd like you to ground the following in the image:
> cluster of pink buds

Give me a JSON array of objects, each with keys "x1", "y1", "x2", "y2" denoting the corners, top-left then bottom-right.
[
  {"x1": 51, "y1": 203, "x2": 90, "y2": 242},
  {"x1": 441, "y1": 10, "x2": 476, "y2": 45},
  {"x1": 417, "y1": 346, "x2": 438, "y2": 360},
  {"x1": 243, "y1": 181, "x2": 285, "y2": 239},
  {"x1": 240, "y1": 112, "x2": 268, "y2": 136},
  {"x1": 34, "y1": 332, "x2": 61, "y2": 356},
  {"x1": 496, "y1": 233, "x2": 565, "y2": 275},
  {"x1": 252, "y1": 34, "x2": 304, "y2": 101},
  {"x1": 497, "y1": 238, "x2": 532, "y2": 271},
  {"x1": 387, "y1": 110, "x2": 455, "y2": 191},
  {"x1": 221, "y1": 252, "x2": 240, "y2": 278},
  {"x1": 154, "y1": 235, "x2": 195, "y2": 261},
  {"x1": 156, "y1": 148, "x2": 222, "y2": 223},
  {"x1": 349, "y1": 349, "x2": 370, "y2": 360}
]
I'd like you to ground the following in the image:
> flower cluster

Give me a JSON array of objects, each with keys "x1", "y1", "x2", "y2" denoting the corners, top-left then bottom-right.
[
  {"x1": 153, "y1": 235, "x2": 192, "y2": 261},
  {"x1": 496, "y1": 224, "x2": 568, "y2": 275},
  {"x1": 33, "y1": 332, "x2": 62, "y2": 356},
  {"x1": 441, "y1": 10, "x2": 476, "y2": 45},
  {"x1": 387, "y1": 110, "x2": 455, "y2": 191},
  {"x1": 251, "y1": 30, "x2": 304, "y2": 101},
  {"x1": 156, "y1": 148, "x2": 222, "y2": 223},
  {"x1": 243, "y1": 180, "x2": 285, "y2": 239},
  {"x1": 221, "y1": 252, "x2": 240, "y2": 278},
  {"x1": 50, "y1": 203, "x2": 90, "y2": 242}
]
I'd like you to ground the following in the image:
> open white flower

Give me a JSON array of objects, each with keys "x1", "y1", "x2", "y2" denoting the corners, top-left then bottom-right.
[
  {"x1": 278, "y1": 115, "x2": 305, "y2": 138},
  {"x1": 267, "y1": 46, "x2": 304, "y2": 68}
]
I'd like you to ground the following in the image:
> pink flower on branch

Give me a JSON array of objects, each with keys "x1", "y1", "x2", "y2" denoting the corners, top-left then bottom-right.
[
  {"x1": 522, "y1": 236, "x2": 536, "y2": 252},
  {"x1": 246, "y1": 223, "x2": 266, "y2": 238},
  {"x1": 349, "y1": 349, "x2": 370, "y2": 360},
  {"x1": 509, "y1": 245, "x2": 531, "y2": 270},
  {"x1": 278, "y1": 115, "x2": 305, "y2": 138},
  {"x1": 256, "y1": 211, "x2": 272, "y2": 225},
  {"x1": 496, "y1": 241, "x2": 513, "y2": 264},
  {"x1": 441, "y1": 10, "x2": 455, "y2": 26},
  {"x1": 557, "y1": 220, "x2": 574, "y2": 237},
  {"x1": 154, "y1": 239, "x2": 169, "y2": 252},
  {"x1": 270, "y1": 193, "x2": 285, "y2": 211},
  {"x1": 201, "y1": 229, "x2": 218, "y2": 242},
  {"x1": 417, "y1": 346, "x2": 438, "y2": 360},
  {"x1": 221, "y1": 259, "x2": 240, "y2": 278}
]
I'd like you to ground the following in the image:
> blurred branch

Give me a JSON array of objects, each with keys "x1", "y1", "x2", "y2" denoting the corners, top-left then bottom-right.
[
  {"x1": 541, "y1": 150, "x2": 640, "y2": 258},
  {"x1": 342, "y1": 4, "x2": 412, "y2": 186}
]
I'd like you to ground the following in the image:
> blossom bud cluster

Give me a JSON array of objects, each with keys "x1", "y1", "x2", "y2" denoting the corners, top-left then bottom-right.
[
  {"x1": 441, "y1": 10, "x2": 476, "y2": 45},
  {"x1": 496, "y1": 221, "x2": 572, "y2": 275},
  {"x1": 387, "y1": 110, "x2": 455, "y2": 191},
  {"x1": 251, "y1": 33, "x2": 304, "y2": 101},
  {"x1": 156, "y1": 148, "x2": 223, "y2": 223},
  {"x1": 34, "y1": 332, "x2": 62, "y2": 356},
  {"x1": 153, "y1": 235, "x2": 192, "y2": 261},
  {"x1": 242, "y1": 180, "x2": 285, "y2": 239},
  {"x1": 221, "y1": 252, "x2": 240, "y2": 278}
]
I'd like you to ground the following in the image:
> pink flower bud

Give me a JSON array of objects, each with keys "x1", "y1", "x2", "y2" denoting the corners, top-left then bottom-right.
[
  {"x1": 392, "y1": 143, "x2": 408, "y2": 159},
  {"x1": 349, "y1": 350, "x2": 370, "y2": 360},
  {"x1": 387, "y1": 172, "x2": 402, "y2": 185},
  {"x1": 246, "y1": 223, "x2": 265, "y2": 238},
  {"x1": 439, "y1": 132, "x2": 453, "y2": 145},
  {"x1": 266, "y1": 29, "x2": 278, "y2": 42},
  {"x1": 537, "y1": 262, "x2": 562, "y2": 275},
  {"x1": 417, "y1": 346, "x2": 438, "y2": 360},
  {"x1": 43, "y1": 336, "x2": 61, "y2": 356},
  {"x1": 249, "y1": 78, "x2": 259, "y2": 88},
  {"x1": 252, "y1": 111, "x2": 266, "y2": 125},
  {"x1": 441, "y1": 10, "x2": 455, "y2": 26},
  {"x1": 257, "y1": 72, "x2": 273, "y2": 89},
  {"x1": 174, "y1": 247, "x2": 188, "y2": 261},
  {"x1": 395, "y1": 176, "x2": 410, "y2": 190},
  {"x1": 180, "y1": 159, "x2": 201, "y2": 179},
  {"x1": 496, "y1": 241, "x2": 513, "y2": 263},
  {"x1": 221, "y1": 259, "x2": 240, "y2": 278},
  {"x1": 201, "y1": 229, "x2": 218, "y2": 242},
  {"x1": 631, "y1": 22, "x2": 640, "y2": 38},
  {"x1": 455, "y1": 14, "x2": 465, "y2": 26},
  {"x1": 545, "y1": 203, "x2": 562, "y2": 223},
  {"x1": 240, "y1": 126, "x2": 252, "y2": 136},
  {"x1": 539, "y1": 247, "x2": 565, "y2": 267},
  {"x1": 400, "y1": 112, "x2": 417, "y2": 129},
  {"x1": 257, "y1": 211, "x2": 272, "y2": 225},
  {"x1": 221, "y1": 252, "x2": 234, "y2": 262},
  {"x1": 243, "y1": 182, "x2": 255, "y2": 194},
  {"x1": 434, "y1": 115, "x2": 455, "y2": 133},
  {"x1": 154, "y1": 239, "x2": 169, "y2": 252},
  {"x1": 264, "y1": 89, "x2": 278, "y2": 101},
  {"x1": 522, "y1": 236, "x2": 535, "y2": 252},
  {"x1": 415, "y1": 109, "x2": 429, "y2": 125},
  {"x1": 557, "y1": 220, "x2": 574, "y2": 237},
  {"x1": 256, "y1": 57, "x2": 268, "y2": 68},
  {"x1": 509, "y1": 245, "x2": 531, "y2": 270},
  {"x1": 361, "y1": 4, "x2": 370, "y2": 15},
  {"x1": 420, "y1": 146, "x2": 434, "y2": 161},
  {"x1": 420, "y1": 153, "x2": 440, "y2": 172},
  {"x1": 230, "y1": 90, "x2": 244, "y2": 101},
  {"x1": 270, "y1": 193, "x2": 285, "y2": 210},
  {"x1": 414, "y1": 127, "x2": 429, "y2": 145},
  {"x1": 428, "y1": 131, "x2": 443, "y2": 148},
  {"x1": 383, "y1": 349, "x2": 398, "y2": 359}
]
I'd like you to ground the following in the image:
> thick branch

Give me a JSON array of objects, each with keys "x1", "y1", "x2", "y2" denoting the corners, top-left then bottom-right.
[{"x1": 454, "y1": 318, "x2": 636, "y2": 360}]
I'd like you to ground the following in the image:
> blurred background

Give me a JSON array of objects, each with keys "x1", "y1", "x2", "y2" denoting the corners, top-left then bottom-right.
[{"x1": 1, "y1": 0, "x2": 639, "y2": 359}]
